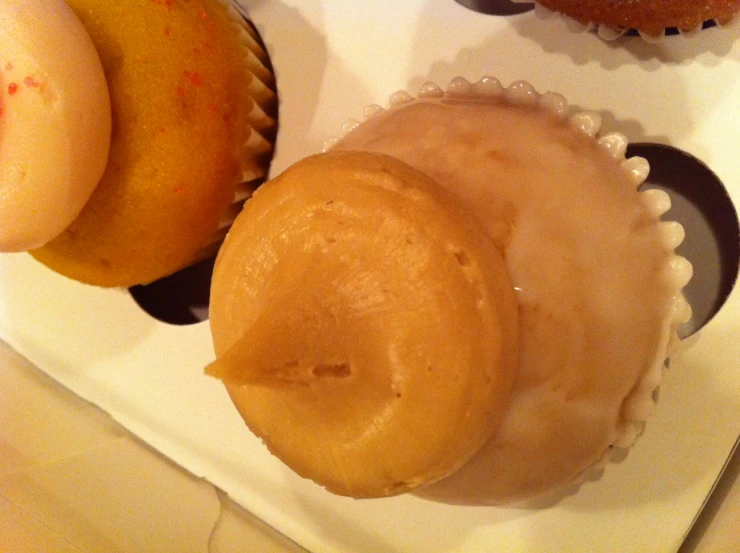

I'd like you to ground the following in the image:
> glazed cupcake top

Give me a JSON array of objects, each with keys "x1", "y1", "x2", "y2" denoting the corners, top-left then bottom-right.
[
  {"x1": 0, "y1": 0, "x2": 111, "y2": 252},
  {"x1": 332, "y1": 78, "x2": 691, "y2": 501}
]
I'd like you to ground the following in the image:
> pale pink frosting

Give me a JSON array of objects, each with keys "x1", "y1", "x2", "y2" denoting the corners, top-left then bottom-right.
[{"x1": 0, "y1": 0, "x2": 111, "y2": 251}]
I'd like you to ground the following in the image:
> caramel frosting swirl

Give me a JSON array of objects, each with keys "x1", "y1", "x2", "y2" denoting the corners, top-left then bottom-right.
[{"x1": 208, "y1": 151, "x2": 520, "y2": 498}]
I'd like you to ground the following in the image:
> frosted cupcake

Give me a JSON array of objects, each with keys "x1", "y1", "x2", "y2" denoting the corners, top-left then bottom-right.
[
  {"x1": 0, "y1": 0, "x2": 276, "y2": 287},
  {"x1": 209, "y1": 150, "x2": 521, "y2": 497},
  {"x1": 513, "y1": 0, "x2": 740, "y2": 40},
  {"x1": 207, "y1": 77, "x2": 692, "y2": 503}
]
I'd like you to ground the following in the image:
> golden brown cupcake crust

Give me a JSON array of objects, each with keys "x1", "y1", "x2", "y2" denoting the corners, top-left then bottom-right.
[{"x1": 537, "y1": 0, "x2": 740, "y2": 33}]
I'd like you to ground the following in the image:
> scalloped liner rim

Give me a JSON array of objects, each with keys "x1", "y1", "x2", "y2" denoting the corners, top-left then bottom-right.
[{"x1": 197, "y1": 1, "x2": 278, "y2": 262}]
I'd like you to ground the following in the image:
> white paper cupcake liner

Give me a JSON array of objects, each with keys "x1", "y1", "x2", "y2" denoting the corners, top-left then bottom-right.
[
  {"x1": 196, "y1": 1, "x2": 278, "y2": 262},
  {"x1": 326, "y1": 76, "x2": 694, "y2": 497}
]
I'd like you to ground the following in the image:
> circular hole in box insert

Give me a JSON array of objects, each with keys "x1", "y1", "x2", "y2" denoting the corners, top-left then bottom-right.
[
  {"x1": 129, "y1": 256, "x2": 216, "y2": 325},
  {"x1": 629, "y1": 143, "x2": 740, "y2": 336},
  {"x1": 454, "y1": 0, "x2": 534, "y2": 16}
]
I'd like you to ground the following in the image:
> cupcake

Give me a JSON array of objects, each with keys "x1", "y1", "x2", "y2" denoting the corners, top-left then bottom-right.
[
  {"x1": 515, "y1": 0, "x2": 740, "y2": 40},
  {"x1": 208, "y1": 150, "x2": 521, "y2": 497},
  {"x1": 0, "y1": 0, "x2": 277, "y2": 287},
  {"x1": 207, "y1": 77, "x2": 692, "y2": 503}
]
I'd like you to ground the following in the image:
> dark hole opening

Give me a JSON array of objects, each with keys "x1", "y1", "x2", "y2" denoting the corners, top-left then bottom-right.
[
  {"x1": 129, "y1": 256, "x2": 216, "y2": 325},
  {"x1": 454, "y1": 0, "x2": 534, "y2": 16},
  {"x1": 629, "y1": 143, "x2": 740, "y2": 336}
]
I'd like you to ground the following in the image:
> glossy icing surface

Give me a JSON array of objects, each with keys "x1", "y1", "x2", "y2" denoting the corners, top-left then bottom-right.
[{"x1": 335, "y1": 98, "x2": 676, "y2": 502}]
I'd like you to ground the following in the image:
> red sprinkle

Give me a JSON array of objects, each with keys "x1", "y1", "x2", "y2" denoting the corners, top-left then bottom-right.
[
  {"x1": 8, "y1": 83, "x2": 18, "y2": 95},
  {"x1": 164, "y1": 26, "x2": 171, "y2": 36},
  {"x1": 173, "y1": 187, "x2": 183, "y2": 194},
  {"x1": 208, "y1": 102, "x2": 217, "y2": 112},
  {"x1": 151, "y1": 0, "x2": 174, "y2": 11},
  {"x1": 199, "y1": 11, "x2": 207, "y2": 19},
  {"x1": 183, "y1": 70, "x2": 202, "y2": 86},
  {"x1": 23, "y1": 76, "x2": 40, "y2": 88}
]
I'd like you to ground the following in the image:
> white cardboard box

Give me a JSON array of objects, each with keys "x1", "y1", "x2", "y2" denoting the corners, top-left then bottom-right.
[{"x1": 1, "y1": 2, "x2": 739, "y2": 551}]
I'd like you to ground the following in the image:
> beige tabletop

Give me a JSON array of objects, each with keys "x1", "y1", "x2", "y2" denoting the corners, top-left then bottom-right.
[
  {"x1": 0, "y1": 340, "x2": 305, "y2": 553},
  {"x1": 0, "y1": 339, "x2": 737, "y2": 553}
]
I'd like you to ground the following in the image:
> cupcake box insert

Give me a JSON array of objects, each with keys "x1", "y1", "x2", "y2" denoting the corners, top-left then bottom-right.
[{"x1": 1, "y1": 1, "x2": 739, "y2": 552}]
